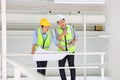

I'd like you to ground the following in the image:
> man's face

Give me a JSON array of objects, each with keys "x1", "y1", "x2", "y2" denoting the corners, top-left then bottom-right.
[
  {"x1": 41, "y1": 26, "x2": 49, "y2": 33},
  {"x1": 57, "y1": 19, "x2": 66, "y2": 29}
]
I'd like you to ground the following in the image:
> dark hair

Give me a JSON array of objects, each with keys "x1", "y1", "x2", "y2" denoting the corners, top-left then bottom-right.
[
  {"x1": 41, "y1": 25, "x2": 44, "y2": 28},
  {"x1": 57, "y1": 18, "x2": 65, "y2": 24}
]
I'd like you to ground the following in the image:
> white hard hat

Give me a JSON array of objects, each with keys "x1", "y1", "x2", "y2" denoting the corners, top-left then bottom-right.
[{"x1": 56, "y1": 15, "x2": 65, "y2": 22}]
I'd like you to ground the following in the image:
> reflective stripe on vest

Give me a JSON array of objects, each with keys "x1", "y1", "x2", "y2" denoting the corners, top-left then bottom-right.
[
  {"x1": 35, "y1": 28, "x2": 51, "y2": 50},
  {"x1": 57, "y1": 25, "x2": 76, "y2": 52}
]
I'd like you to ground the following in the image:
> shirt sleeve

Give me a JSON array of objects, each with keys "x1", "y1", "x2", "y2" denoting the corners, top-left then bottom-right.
[
  {"x1": 51, "y1": 29, "x2": 58, "y2": 45},
  {"x1": 72, "y1": 25, "x2": 78, "y2": 39},
  {"x1": 74, "y1": 28, "x2": 78, "y2": 39},
  {"x1": 32, "y1": 30, "x2": 38, "y2": 44}
]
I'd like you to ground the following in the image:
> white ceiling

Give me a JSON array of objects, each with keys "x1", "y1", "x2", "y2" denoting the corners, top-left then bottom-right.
[
  {"x1": 0, "y1": 0, "x2": 106, "y2": 30},
  {"x1": 54, "y1": 0, "x2": 105, "y2": 4},
  {"x1": 6, "y1": 0, "x2": 105, "y2": 13}
]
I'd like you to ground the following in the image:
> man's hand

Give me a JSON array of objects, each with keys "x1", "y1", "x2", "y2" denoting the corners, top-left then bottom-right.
[
  {"x1": 68, "y1": 38, "x2": 77, "y2": 45},
  {"x1": 68, "y1": 41, "x2": 73, "y2": 45},
  {"x1": 31, "y1": 51, "x2": 35, "y2": 55},
  {"x1": 58, "y1": 31, "x2": 68, "y2": 40},
  {"x1": 62, "y1": 31, "x2": 68, "y2": 36}
]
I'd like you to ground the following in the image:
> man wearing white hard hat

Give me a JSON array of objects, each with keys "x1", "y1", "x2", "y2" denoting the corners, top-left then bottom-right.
[{"x1": 55, "y1": 15, "x2": 77, "y2": 80}]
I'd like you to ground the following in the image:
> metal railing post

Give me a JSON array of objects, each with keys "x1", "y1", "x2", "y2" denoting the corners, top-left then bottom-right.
[
  {"x1": 14, "y1": 67, "x2": 21, "y2": 80},
  {"x1": 1, "y1": 0, "x2": 7, "y2": 80},
  {"x1": 101, "y1": 54, "x2": 105, "y2": 80}
]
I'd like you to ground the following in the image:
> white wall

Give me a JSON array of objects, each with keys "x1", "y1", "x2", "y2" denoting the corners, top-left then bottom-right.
[
  {"x1": 5, "y1": 14, "x2": 105, "y2": 24},
  {"x1": 107, "y1": 0, "x2": 120, "y2": 80}
]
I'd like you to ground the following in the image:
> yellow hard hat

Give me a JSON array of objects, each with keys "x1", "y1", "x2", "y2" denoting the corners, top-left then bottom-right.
[{"x1": 40, "y1": 18, "x2": 51, "y2": 27}]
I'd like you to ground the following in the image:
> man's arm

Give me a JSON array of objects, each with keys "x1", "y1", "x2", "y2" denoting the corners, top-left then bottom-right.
[
  {"x1": 55, "y1": 27, "x2": 68, "y2": 40},
  {"x1": 68, "y1": 38, "x2": 77, "y2": 45},
  {"x1": 57, "y1": 31, "x2": 67, "y2": 40},
  {"x1": 57, "y1": 44, "x2": 65, "y2": 51},
  {"x1": 31, "y1": 30, "x2": 37, "y2": 55},
  {"x1": 68, "y1": 26, "x2": 78, "y2": 45},
  {"x1": 31, "y1": 44, "x2": 36, "y2": 55},
  {"x1": 51, "y1": 29, "x2": 65, "y2": 51}
]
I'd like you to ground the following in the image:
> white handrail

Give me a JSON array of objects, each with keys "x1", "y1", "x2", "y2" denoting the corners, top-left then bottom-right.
[
  {"x1": 6, "y1": 52, "x2": 106, "y2": 80},
  {"x1": 6, "y1": 52, "x2": 106, "y2": 70},
  {"x1": 7, "y1": 52, "x2": 106, "y2": 56},
  {"x1": 7, "y1": 63, "x2": 105, "y2": 71},
  {"x1": 7, "y1": 66, "x2": 100, "y2": 70}
]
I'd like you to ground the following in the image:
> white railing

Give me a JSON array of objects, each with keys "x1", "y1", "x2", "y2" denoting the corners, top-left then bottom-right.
[
  {"x1": 7, "y1": 58, "x2": 48, "y2": 80},
  {"x1": 6, "y1": 52, "x2": 106, "y2": 80}
]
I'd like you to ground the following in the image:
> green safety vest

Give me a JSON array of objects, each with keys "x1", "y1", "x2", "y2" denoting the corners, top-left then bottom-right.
[
  {"x1": 57, "y1": 25, "x2": 76, "y2": 52},
  {"x1": 35, "y1": 28, "x2": 51, "y2": 50}
]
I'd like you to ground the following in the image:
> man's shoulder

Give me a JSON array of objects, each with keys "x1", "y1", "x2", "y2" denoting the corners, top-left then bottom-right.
[{"x1": 66, "y1": 24, "x2": 74, "y2": 29}]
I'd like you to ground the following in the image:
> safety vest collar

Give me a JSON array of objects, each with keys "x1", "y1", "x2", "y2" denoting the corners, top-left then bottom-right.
[
  {"x1": 36, "y1": 28, "x2": 51, "y2": 50},
  {"x1": 57, "y1": 25, "x2": 75, "y2": 52}
]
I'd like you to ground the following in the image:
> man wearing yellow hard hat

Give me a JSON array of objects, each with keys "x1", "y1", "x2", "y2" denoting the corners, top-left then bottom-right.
[{"x1": 31, "y1": 18, "x2": 64, "y2": 76}]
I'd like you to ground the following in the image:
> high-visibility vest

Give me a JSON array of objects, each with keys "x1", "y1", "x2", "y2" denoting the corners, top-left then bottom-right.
[
  {"x1": 35, "y1": 28, "x2": 51, "y2": 50},
  {"x1": 57, "y1": 25, "x2": 76, "y2": 52}
]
